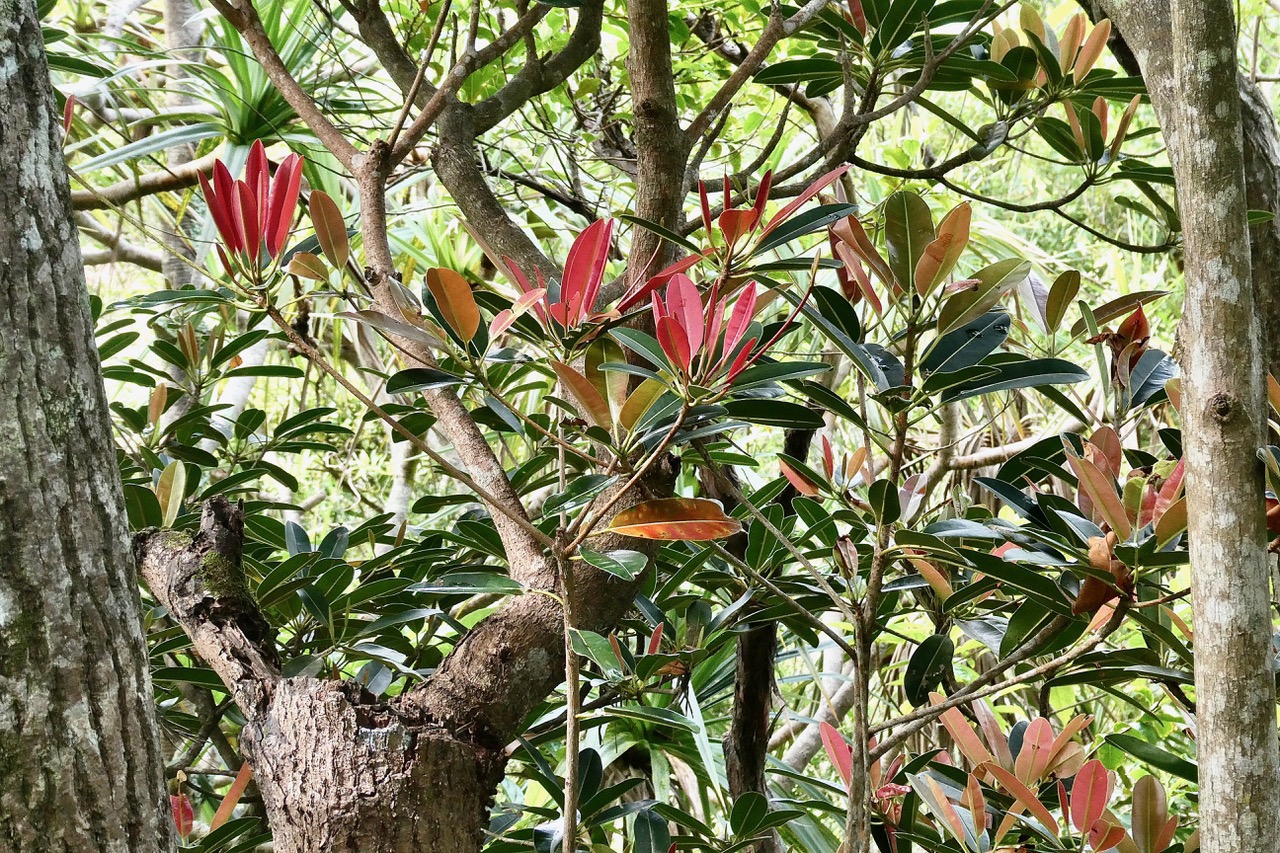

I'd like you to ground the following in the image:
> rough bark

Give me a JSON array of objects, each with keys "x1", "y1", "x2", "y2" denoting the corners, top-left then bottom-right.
[
  {"x1": 0, "y1": 0, "x2": 174, "y2": 847},
  {"x1": 1166, "y1": 3, "x2": 1280, "y2": 853},
  {"x1": 1091, "y1": 0, "x2": 1280, "y2": 373}
]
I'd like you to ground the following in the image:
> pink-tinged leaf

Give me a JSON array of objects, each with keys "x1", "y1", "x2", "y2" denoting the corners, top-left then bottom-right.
[
  {"x1": 1157, "y1": 816, "x2": 1179, "y2": 852},
  {"x1": 551, "y1": 360, "x2": 612, "y2": 429},
  {"x1": 211, "y1": 762, "x2": 254, "y2": 830},
  {"x1": 833, "y1": 242, "x2": 883, "y2": 315},
  {"x1": 657, "y1": 316, "x2": 692, "y2": 372},
  {"x1": 1065, "y1": 100, "x2": 1087, "y2": 152},
  {"x1": 605, "y1": 497, "x2": 743, "y2": 541},
  {"x1": 171, "y1": 793, "x2": 194, "y2": 839},
  {"x1": 1092, "y1": 96, "x2": 1109, "y2": 141},
  {"x1": 426, "y1": 267, "x2": 481, "y2": 342},
  {"x1": 1154, "y1": 495, "x2": 1187, "y2": 546},
  {"x1": 234, "y1": 181, "x2": 261, "y2": 259},
  {"x1": 722, "y1": 280, "x2": 759, "y2": 360},
  {"x1": 963, "y1": 773, "x2": 986, "y2": 829},
  {"x1": 1131, "y1": 775, "x2": 1168, "y2": 853},
  {"x1": 832, "y1": 214, "x2": 894, "y2": 285},
  {"x1": 1059, "y1": 13, "x2": 1086, "y2": 74},
  {"x1": 932, "y1": 695, "x2": 993, "y2": 768},
  {"x1": 647, "y1": 622, "x2": 664, "y2": 655},
  {"x1": 1047, "y1": 714, "x2": 1093, "y2": 771},
  {"x1": 821, "y1": 722, "x2": 853, "y2": 791},
  {"x1": 982, "y1": 762, "x2": 1060, "y2": 836},
  {"x1": 780, "y1": 458, "x2": 822, "y2": 496},
  {"x1": 1089, "y1": 427, "x2": 1123, "y2": 479},
  {"x1": 666, "y1": 274, "x2": 705, "y2": 360},
  {"x1": 923, "y1": 775, "x2": 971, "y2": 847},
  {"x1": 1071, "y1": 759, "x2": 1109, "y2": 833},
  {"x1": 63, "y1": 94, "x2": 76, "y2": 135},
  {"x1": 761, "y1": 164, "x2": 851, "y2": 236},
  {"x1": 267, "y1": 153, "x2": 304, "y2": 258},
  {"x1": 1014, "y1": 718, "x2": 1056, "y2": 783},
  {"x1": 561, "y1": 219, "x2": 614, "y2": 325},
  {"x1": 1110, "y1": 95, "x2": 1142, "y2": 157},
  {"x1": 1067, "y1": 451, "x2": 1133, "y2": 540},
  {"x1": 973, "y1": 700, "x2": 1013, "y2": 770},
  {"x1": 212, "y1": 159, "x2": 243, "y2": 247},
  {"x1": 821, "y1": 434, "x2": 835, "y2": 479},
  {"x1": 1073, "y1": 18, "x2": 1111, "y2": 80},
  {"x1": 1089, "y1": 819, "x2": 1127, "y2": 852}
]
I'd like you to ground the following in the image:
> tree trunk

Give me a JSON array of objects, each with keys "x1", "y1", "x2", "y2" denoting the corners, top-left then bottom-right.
[
  {"x1": 1090, "y1": 0, "x2": 1280, "y2": 374},
  {"x1": 1166, "y1": 3, "x2": 1280, "y2": 853},
  {"x1": 0, "y1": 0, "x2": 174, "y2": 848}
]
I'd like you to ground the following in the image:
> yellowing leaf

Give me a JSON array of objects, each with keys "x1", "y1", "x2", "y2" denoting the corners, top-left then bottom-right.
[
  {"x1": 155, "y1": 460, "x2": 187, "y2": 529},
  {"x1": 619, "y1": 379, "x2": 667, "y2": 433},
  {"x1": 426, "y1": 268, "x2": 481, "y2": 342},
  {"x1": 605, "y1": 498, "x2": 741, "y2": 541}
]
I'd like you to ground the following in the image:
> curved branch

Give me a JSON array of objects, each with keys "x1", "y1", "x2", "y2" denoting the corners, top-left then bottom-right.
[{"x1": 70, "y1": 152, "x2": 218, "y2": 210}]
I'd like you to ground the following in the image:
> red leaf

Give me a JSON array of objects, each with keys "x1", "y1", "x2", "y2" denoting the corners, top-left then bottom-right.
[
  {"x1": 751, "y1": 170, "x2": 773, "y2": 224},
  {"x1": 719, "y1": 209, "x2": 757, "y2": 247},
  {"x1": 656, "y1": 316, "x2": 692, "y2": 372},
  {"x1": 699, "y1": 182, "x2": 713, "y2": 236},
  {"x1": 780, "y1": 458, "x2": 821, "y2": 496},
  {"x1": 820, "y1": 722, "x2": 853, "y2": 790},
  {"x1": 605, "y1": 498, "x2": 742, "y2": 541},
  {"x1": 1089, "y1": 819, "x2": 1127, "y2": 852},
  {"x1": 245, "y1": 139, "x2": 268, "y2": 200},
  {"x1": 199, "y1": 172, "x2": 238, "y2": 257},
  {"x1": 62, "y1": 94, "x2": 76, "y2": 135},
  {"x1": 171, "y1": 793, "x2": 194, "y2": 839},
  {"x1": 234, "y1": 181, "x2": 261, "y2": 259},
  {"x1": 761, "y1": 164, "x2": 850, "y2": 236},
  {"x1": 561, "y1": 218, "x2": 614, "y2": 325},
  {"x1": 267, "y1": 153, "x2": 304, "y2": 258},
  {"x1": 647, "y1": 622, "x2": 664, "y2": 655},
  {"x1": 725, "y1": 336, "x2": 758, "y2": 381},
  {"x1": 1014, "y1": 718, "x2": 1055, "y2": 783},
  {"x1": 1071, "y1": 759, "x2": 1109, "y2": 833},
  {"x1": 721, "y1": 281, "x2": 758, "y2": 362},
  {"x1": 617, "y1": 252, "x2": 706, "y2": 312}
]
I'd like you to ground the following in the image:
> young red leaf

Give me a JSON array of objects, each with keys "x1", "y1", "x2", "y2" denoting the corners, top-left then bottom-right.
[
  {"x1": 211, "y1": 763, "x2": 254, "y2": 830},
  {"x1": 1089, "y1": 819, "x2": 1127, "y2": 852},
  {"x1": 751, "y1": 170, "x2": 773, "y2": 224},
  {"x1": 234, "y1": 181, "x2": 261, "y2": 259},
  {"x1": 171, "y1": 793, "x2": 194, "y2": 839},
  {"x1": 561, "y1": 218, "x2": 614, "y2": 325},
  {"x1": 605, "y1": 498, "x2": 742, "y2": 541},
  {"x1": 719, "y1": 209, "x2": 757, "y2": 248},
  {"x1": 780, "y1": 458, "x2": 821, "y2": 496},
  {"x1": 426, "y1": 268, "x2": 481, "y2": 342},
  {"x1": 617, "y1": 252, "x2": 708, "y2": 312},
  {"x1": 646, "y1": 622, "x2": 664, "y2": 656},
  {"x1": 62, "y1": 94, "x2": 76, "y2": 135},
  {"x1": 1073, "y1": 18, "x2": 1112, "y2": 80},
  {"x1": 932, "y1": 694, "x2": 994, "y2": 768},
  {"x1": 266, "y1": 153, "x2": 304, "y2": 258},
  {"x1": 761, "y1": 164, "x2": 850, "y2": 236},
  {"x1": 820, "y1": 722, "x2": 853, "y2": 791},
  {"x1": 833, "y1": 241, "x2": 883, "y2": 315},
  {"x1": 699, "y1": 181, "x2": 714, "y2": 237},
  {"x1": 721, "y1": 280, "x2": 759, "y2": 362},
  {"x1": 666, "y1": 274, "x2": 704, "y2": 360},
  {"x1": 656, "y1": 315, "x2": 692, "y2": 372},
  {"x1": 1014, "y1": 718, "x2": 1056, "y2": 783},
  {"x1": 1070, "y1": 759, "x2": 1110, "y2": 834},
  {"x1": 245, "y1": 139, "x2": 268, "y2": 198}
]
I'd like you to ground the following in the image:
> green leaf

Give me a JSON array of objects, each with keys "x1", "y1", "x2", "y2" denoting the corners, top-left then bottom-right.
[
  {"x1": 883, "y1": 190, "x2": 935, "y2": 289},
  {"x1": 940, "y1": 356, "x2": 1089, "y2": 402},
  {"x1": 937, "y1": 258, "x2": 1030, "y2": 336},
  {"x1": 386, "y1": 367, "x2": 465, "y2": 394},
  {"x1": 904, "y1": 633, "x2": 954, "y2": 706},
  {"x1": 730, "y1": 791, "x2": 770, "y2": 837},
  {"x1": 723, "y1": 399, "x2": 824, "y2": 429},
  {"x1": 579, "y1": 548, "x2": 648, "y2": 581},
  {"x1": 869, "y1": 0, "x2": 936, "y2": 56},
  {"x1": 1105, "y1": 734, "x2": 1198, "y2": 782}
]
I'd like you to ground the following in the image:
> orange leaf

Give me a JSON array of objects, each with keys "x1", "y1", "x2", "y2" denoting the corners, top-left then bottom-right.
[
  {"x1": 982, "y1": 762, "x2": 1060, "y2": 837},
  {"x1": 211, "y1": 763, "x2": 254, "y2": 830},
  {"x1": 1073, "y1": 19, "x2": 1112, "y2": 80},
  {"x1": 780, "y1": 458, "x2": 822, "y2": 496},
  {"x1": 1059, "y1": 14, "x2": 1086, "y2": 75},
  {"x1": 426, "y1": 268, "x2": 481, "y2": 342},
  {"x1": 287, "y1": 251, "x2": 329, "y2": 281},
  {"x1": 550, "y1": 361, "x2": 612, "y2": 429},
  {"x1": 931, "y1": 693, "x2": 993, "y2": 768},
  {"x1": 605, "y1": 498, "x2": 742, "y2": 541}
]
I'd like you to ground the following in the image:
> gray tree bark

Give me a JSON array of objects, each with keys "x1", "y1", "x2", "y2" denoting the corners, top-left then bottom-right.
[
  {"x1": 1166, "y1": 3, "x2": 1280, "y2": 853},
  {"x1": 1090, "y1": 0, "x2": 1280, "y2": 374},
  {"x1": 0, "y1": 0, "x2": 175, "y2": 848}
]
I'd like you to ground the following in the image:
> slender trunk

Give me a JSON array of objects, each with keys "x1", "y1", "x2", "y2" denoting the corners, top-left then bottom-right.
[
  {"x1": 1167, "y1": 4, "x2": 1280, "y2": 853},
  {"x1": 0, "y1": 1, "x2": 174, "y2": 847}
]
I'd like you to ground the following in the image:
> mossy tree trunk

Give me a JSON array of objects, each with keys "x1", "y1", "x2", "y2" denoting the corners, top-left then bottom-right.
[{"x1": 0, "y1": 0, "x2": 175, "y2": 847}]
